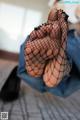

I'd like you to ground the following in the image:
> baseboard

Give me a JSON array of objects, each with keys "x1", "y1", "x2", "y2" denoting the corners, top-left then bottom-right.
[{"x1": 0, "y1": 50, "x2": 19, "y2": 61}]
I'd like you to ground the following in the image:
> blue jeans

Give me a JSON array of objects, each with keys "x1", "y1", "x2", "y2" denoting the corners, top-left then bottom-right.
[{"x1": 17, "y1": 30, "x2": 80, "y2": 97}]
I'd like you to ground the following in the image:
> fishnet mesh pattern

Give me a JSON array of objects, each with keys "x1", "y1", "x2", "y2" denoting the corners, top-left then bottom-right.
[
  {"x1": 43, "y1": 42, "x2": 71, "y2": 87},
  {"x1": 24, "y1": 9, "x2": 71, "y2": 87},
  {"x1": 24, "y1": 21, "x2": 61, "y2": 77},
  {"x1": 43, "y1": 16, "x2": 71, "y2": 87}
]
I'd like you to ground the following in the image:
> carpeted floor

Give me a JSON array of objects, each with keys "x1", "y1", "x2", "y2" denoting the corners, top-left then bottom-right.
[{"x1": 0, "y1": 58, "x2": 80, "y2": 120}]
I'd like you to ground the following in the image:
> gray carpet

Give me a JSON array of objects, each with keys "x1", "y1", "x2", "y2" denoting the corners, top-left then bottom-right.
[{"x1": 0, "y1": 59, "x2": 80, "y2": 120}]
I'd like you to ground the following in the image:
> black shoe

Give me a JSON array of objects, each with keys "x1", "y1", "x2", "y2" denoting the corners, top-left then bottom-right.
[{"x1": 0, "y1": 66, "x2": 21, "y2": 102}]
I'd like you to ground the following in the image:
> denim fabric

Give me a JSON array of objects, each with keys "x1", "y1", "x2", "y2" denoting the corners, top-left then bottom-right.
[{"x1": 17, "y1": 30, "x2": 80, "y2": 97}]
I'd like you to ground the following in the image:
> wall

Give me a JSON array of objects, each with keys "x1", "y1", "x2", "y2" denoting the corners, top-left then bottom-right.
[{"x1": 0, "y1": 0, "x2": 49, "y2": 53}]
